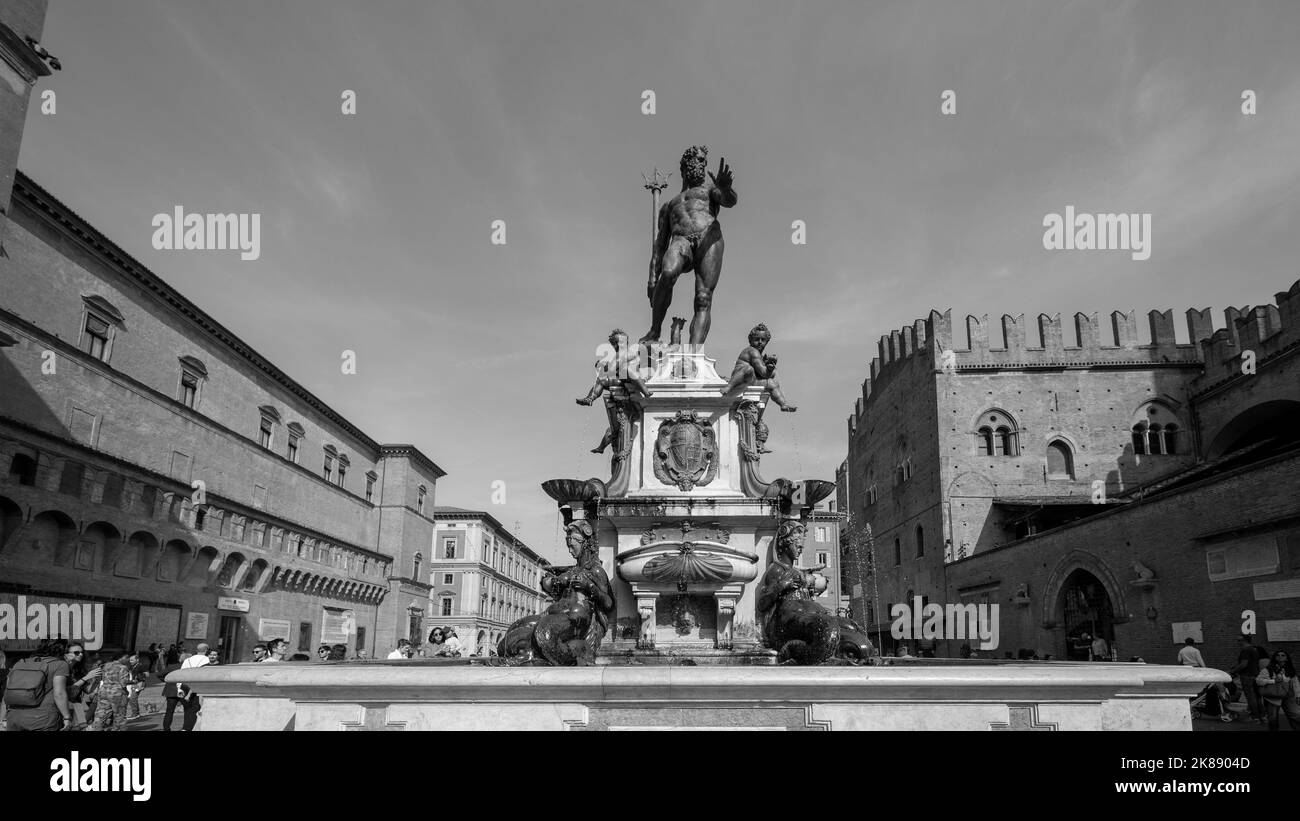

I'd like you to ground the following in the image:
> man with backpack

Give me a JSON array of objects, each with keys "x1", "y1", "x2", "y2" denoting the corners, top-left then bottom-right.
[{"x1": 2, "y1": 639, "x2": 74, "y2": 731}]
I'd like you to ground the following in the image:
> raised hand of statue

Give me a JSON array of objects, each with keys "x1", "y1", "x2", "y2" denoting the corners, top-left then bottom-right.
[{"x1": 709, "y1": 158, "x2": 733, "y2": 191}]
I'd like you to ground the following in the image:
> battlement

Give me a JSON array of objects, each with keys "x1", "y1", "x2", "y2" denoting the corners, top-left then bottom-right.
[
  {"x1": 846, "y1": 283, "x2": 1300, "y2": 436},
  {"x1": 1194, "y1": 279, "x2": 1300, "y2": 389}
]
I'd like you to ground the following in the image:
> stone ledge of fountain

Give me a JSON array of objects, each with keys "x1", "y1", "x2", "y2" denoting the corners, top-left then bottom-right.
[{"x1": 172, "y1": 662, "x2": 1226, "y2": 731}]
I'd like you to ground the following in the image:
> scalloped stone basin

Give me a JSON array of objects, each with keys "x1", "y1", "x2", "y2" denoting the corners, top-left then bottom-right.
[
  {"x1": 173, "y1": 661, "x2": 1226, "y2": 731},
  {"x1": 616, "y1": 541, "x2": 759, "y2": 586}
]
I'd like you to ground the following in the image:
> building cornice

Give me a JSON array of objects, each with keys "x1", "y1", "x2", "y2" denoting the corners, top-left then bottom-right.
[
  {"x1": 0, "y1": 24, "x2": 51, "y2": 83},
  {"x1": 378, "y1": 444, "x2": 446, "y2": 479},
  {"x1": 11, "y1": 171, "x2": 441, "y2": 469}
]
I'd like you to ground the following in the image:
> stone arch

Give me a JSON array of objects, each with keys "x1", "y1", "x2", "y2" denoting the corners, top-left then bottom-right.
[
  {"x1": 1205, "y1": 399, "x2": 1300, "y2": 460},
  {"x1": 112, "y1": 526, "x2": 155, "y2": 577},
  {"x1": 0, "y1": 494, "x2": 25, "y2": 552},
  {"x1": 216, "y1": 552, "x2": 247, "y2": 588},
  {"x1": 30, "y1": 509, "x2": 78, "y2": 564},
  {"x1": 239, "y1": 558, "x2": 269, "y2": 592},
  {"x1": 1040, "y1": 549, "x2": 1128, "y2": 631},
  {"x1": 157, "y1": 538, "x2": 192, "y2": 582},
  {"x1": 183, "y1": 545, "x2": 221, "y2": 588},
  {"x1": 7, "y1": 450, "x2": 38, "y2": 486},
  {"x1": 477, "y1": 629, "x2": 488, "y2": 655}
]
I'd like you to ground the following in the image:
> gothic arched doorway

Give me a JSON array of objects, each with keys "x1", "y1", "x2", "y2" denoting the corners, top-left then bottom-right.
[{"x1": 1059, "y1": 569, "x2": 1116, "y2": 661}]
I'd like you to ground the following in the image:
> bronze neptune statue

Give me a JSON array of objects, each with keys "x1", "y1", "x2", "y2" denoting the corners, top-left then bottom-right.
[
  {"x1": 642, "y1": 145, "x2": 737, "y2": 346},
  {"x1": 498, "y1": 519, "x2": 615, "y2": 665}
]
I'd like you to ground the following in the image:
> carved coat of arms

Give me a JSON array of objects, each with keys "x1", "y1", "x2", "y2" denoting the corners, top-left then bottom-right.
[{"x1": 654, "y1": 411, "x2": 718, "y2": 491}]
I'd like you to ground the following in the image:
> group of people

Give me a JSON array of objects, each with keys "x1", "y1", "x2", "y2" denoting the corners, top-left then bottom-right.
[
  {"x1": 0, "y1": 639, "x2": 181, "y2": 732},
  {"x1": 1178, "y1": 635, "x2": 1300, "y2": 730},
  {"x1": 386, "y1": 627, "x2": 467, "y2": 659}
]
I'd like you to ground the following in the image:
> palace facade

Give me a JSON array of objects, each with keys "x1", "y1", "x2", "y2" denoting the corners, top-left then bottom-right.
[{"x1": 0, "y1": 0, "x2": 446, "y2": 661}]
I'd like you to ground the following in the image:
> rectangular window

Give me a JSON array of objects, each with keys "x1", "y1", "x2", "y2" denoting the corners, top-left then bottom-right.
[
  {"x1": 259, "y1": 418, "x2": 273, "y2": 448},
  {"x1": 815, "y1": 526, "x2": 828, "y2": 543},
  {"x1": 323, "y1": 456, "x2": 333, "y2": 482},
  {"x1": 355, "y1": 626, "x2": 365, "y2": 653},
  {"x1": 252, "y1": 484, "x2": 268, "y2": 510},
  {"x1": 443, "y1": 573, "x2": 454, "y2": 585},
  {"x1": 365, "y1": 476, "x2": 375, "y2": 502},
  {"x1": 252, "y1": 523, "x2": 265, "y2": 547},
  {"x1": 443, "y1": 538, "x2": 456, "y2": 559},
  {"x1": 232, "y1": 517, "x2": 246, "y2": 542},
  {"x1": 817, "y1": 551, "x2": 828, "y2": 566},
  {"x1": 337, "y1": 466, "x2": 346, "y2": 487},
  {"x1": 81, "y1": 314, "x2": 111, "y2": 361},
  {"x1": 441, "y1": 598, "x2": 453, "y2": 617},
  {"x1": 287, "y1": 436, "x2": 300, "y2": 464},
  {"x1": 297, "y1": 621, "x2": 312, "y2": 652},
  {"x1": 180, "y1": 372, "x2": 199, "y2": 408}
]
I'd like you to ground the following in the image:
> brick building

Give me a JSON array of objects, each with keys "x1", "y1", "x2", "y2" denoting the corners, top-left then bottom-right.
[
  {"x1": 844, "y1": 284, "x2": 1300, "y2": 667},
  {"x1": 432, "y1": 507, "x2": 548, "y2": 655},
  {"x1": 0, "y1": 0, "x2": 446, "y2": 661}
]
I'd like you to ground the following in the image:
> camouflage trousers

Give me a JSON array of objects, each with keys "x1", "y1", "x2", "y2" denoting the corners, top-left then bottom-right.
[{"x1": 89, "y1": 694, "x2": 127, "y2": 731}]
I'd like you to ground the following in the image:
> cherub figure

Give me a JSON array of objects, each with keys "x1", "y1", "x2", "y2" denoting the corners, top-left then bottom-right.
[
  {"x1": 725, "y1": 323, "x2": 796, "y2": 411},
  {"x1": 576, "y1": 328, "x2": 652, "y2": 406}
]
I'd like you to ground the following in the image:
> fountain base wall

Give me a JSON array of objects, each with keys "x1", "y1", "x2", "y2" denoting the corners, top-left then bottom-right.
[{"x1": 174, "y1": 662, "x2": 1225, "y2": 731}]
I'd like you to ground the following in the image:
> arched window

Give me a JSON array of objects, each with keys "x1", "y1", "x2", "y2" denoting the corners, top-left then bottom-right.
[
  {"x1": 1163, "y1": 424, "x2": 1179, "y2": 455},
  {"x1": 1047, "y1": 440, "x2": 1075, "y2": 479},
  {"x1": 1132, "y1": 402, "x2": 1182, "y2": 456},
  {"x1": 8, "y1": 453, "x2": 38, "y2": 486},
  {"x1": 1147, "y1": 423, "x2": 1162, "y2": 455},
  {"x1": 915, "y1": 525, "x2": 924, "y2": 558},
  {"x1": 1131, "y1": 423, "x2": 1147, "y2": 455},
  {"x1": 975, "y1": 411, "x2": 1019, "y2": 456}
]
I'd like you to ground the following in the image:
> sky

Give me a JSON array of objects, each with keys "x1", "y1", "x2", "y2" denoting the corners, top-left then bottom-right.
[{"x1": 21, "y1": 0, "x2": 1300, "y2": 561}]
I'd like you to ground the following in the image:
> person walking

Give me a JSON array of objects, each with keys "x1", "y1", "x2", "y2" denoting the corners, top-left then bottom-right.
[
  {"x1": 88, "y1": 650, "x2": 132, "y2": 731},
  {"x1": 159, "y1": 655, "x2": 184, "y2": 732},
  {"x1": 1232, "y1": 635, "x2": 1269, "y2": 724},
  {"x1": 1255, "y1": 650, "x2": 1300, "y2": 732},
  {"x1": 177, "y1": 643, "x2": 210, "y2": 731},
  {"x1": 2, "y1": 639, "x2": 74, "y2": 731},
  {"x1": 125, "y1": 652, "x2": 150, "y2": 721}
]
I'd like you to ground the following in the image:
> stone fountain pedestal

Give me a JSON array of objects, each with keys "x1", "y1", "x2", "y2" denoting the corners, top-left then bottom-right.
[
  {"x1": 573, "y1": 351, "x2": 802, "y2": 656},
  {"x1": 173, "y1": 660, "x2": 1228, "y2": 731}
]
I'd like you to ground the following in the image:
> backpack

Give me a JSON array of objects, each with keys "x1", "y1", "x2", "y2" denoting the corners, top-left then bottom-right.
[{"x1": 2, "y1": 657, "x2": 52, "y2": 709}]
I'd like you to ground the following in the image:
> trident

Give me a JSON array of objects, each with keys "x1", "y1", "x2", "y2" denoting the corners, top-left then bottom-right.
[{"x1": 641, "y1": 167, "x2": 671, "y2": 301}]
